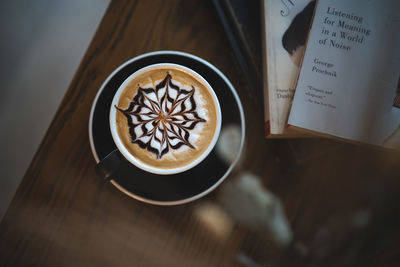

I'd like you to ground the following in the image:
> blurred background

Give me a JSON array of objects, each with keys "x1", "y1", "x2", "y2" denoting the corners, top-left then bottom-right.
[{"x1": 0, "y1": 0, "x2": 110, "y2": 219}]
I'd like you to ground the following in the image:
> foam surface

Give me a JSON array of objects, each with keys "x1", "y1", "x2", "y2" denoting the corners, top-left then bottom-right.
[{"x1": 115, "y1": 68, "x2": 218, "y2": 170}]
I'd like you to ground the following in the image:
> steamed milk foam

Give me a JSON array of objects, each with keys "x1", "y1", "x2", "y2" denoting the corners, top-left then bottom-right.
[{"x1": 115, "y1": 67, "x2": 218, "y2": 171}]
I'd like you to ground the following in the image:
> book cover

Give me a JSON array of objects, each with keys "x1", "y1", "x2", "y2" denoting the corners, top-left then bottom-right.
[
  {"x1": 262, "y1": 0, "x2": 315, "y2": 136},
  {"x1": 288, "y1": 0, "x2": 400, "y2": 149}
]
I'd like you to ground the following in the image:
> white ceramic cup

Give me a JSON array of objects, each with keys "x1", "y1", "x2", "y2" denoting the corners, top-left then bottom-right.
[{"x1": 109, "y1": 63, "x2": 222, "y2": 175}]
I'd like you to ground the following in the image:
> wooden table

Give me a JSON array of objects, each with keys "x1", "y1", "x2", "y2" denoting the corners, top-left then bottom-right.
[{"x1": 2, "y1": 1, "x2": 400, "y2": 266}]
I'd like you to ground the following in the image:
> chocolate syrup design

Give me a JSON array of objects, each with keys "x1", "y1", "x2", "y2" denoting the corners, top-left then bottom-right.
[{"x1": 116, "y1": 73, "x2": 206, "y2": 159}]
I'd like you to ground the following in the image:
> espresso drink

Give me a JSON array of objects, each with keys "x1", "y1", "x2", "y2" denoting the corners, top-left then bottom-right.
[{"x1": 114, "y1": 66, "x2": 219, "y2": 171}]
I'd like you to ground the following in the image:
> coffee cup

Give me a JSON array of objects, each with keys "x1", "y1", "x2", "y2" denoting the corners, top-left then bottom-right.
[{"x1": 98, "y1": 63, "x2": 222, "y2": 177}]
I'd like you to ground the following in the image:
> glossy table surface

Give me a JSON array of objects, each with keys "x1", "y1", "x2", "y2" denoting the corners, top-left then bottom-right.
[{"x1": 1, "y1": 1, "x2": 400, "y2": 266}]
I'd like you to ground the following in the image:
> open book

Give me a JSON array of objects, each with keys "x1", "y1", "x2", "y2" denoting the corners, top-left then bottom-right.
[{"x1": 286, "y1": 0, "x2": 400, "y2": 149}]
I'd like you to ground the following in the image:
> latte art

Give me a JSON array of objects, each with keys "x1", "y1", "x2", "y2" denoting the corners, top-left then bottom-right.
[
  {"x1": 116, "y1": 73, "x2": 206, "y2": 159},
  {"x1": 112, "y1": 64, "x2": 220, "y2": 174}
]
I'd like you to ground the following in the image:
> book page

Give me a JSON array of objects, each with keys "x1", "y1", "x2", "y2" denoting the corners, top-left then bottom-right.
[
  {"x1": 263, "y1": 0, "x2": 315, "y2": 134},
  {"x1": 288, "y1": 0, "x2": 400, "y2": 148}
]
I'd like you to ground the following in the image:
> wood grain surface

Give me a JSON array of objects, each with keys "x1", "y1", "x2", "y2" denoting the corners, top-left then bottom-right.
[{"x1": 1, "y1": 0, "x2": 400, "y2": 266}]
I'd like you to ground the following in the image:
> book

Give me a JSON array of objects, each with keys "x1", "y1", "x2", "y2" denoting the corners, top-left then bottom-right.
[
  {"x1": 261, "y1": 0, "x2": 315, "y2": 137},
  {"x1": 288, "y1": 0, "x2": 400, "y2": 149}
]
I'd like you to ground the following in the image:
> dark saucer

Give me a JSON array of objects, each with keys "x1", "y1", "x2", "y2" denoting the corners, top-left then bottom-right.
[{"x1": 89, "y1": 51, "x2": 245, "y2": 205}]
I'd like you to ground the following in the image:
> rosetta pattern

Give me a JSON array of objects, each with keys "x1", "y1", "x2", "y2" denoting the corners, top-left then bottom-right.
[{"x1": 116, "y1": 73, "x2": 206, "y2": 159}]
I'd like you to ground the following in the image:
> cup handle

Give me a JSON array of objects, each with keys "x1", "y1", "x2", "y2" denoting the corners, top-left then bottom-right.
[{"x1": 95, "y1": 149, "x2": 125, "y2": 181}]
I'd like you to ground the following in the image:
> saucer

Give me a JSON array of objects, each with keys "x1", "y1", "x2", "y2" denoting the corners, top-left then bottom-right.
[{"x1": 89, "y1": 51, "x2": 245, "y2": 205}]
